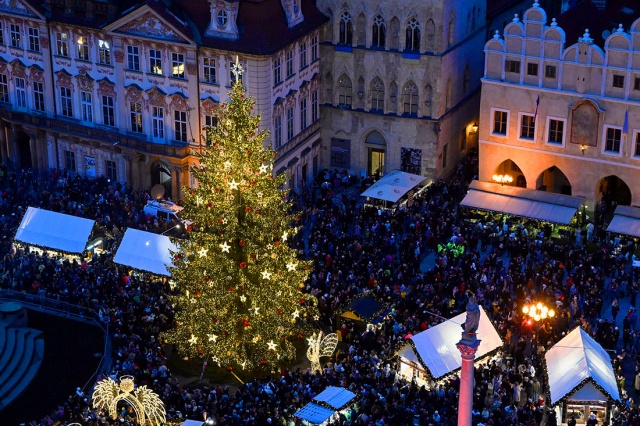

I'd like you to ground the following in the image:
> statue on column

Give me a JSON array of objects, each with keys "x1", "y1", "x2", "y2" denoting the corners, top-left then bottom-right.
[{"x1": 461, "y1": 291, "x2": 480, "y2": 344}]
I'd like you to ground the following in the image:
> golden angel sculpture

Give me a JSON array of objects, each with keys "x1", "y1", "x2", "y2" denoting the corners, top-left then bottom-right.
[
  {"x1": 92, "y1": 375, "x2": 166, "y2": 426},
  {"x1": 307, "y1": 331, "x2": 338, "y2": 373}
]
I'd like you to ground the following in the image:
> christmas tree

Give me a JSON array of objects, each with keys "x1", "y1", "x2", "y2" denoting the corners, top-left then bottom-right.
[{"x1": 163, "y1": 59, "x2": 319, "y2": 371}]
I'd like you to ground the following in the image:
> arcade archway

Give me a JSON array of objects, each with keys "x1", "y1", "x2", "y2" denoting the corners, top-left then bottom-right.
[
  {"x1": 597, "y1": 175, "x2": 631, "y2": 206},
  {"x1": 493, "y1": 159, "x2": 526, "y2": 187},
  {"x1": 151, "y1": 163, "x2": 172, "y2": 200},
  {"x1": 536, "y1": 166, "x2": 571, "y2": 195},
  {"x1": 16, "y1": 130, "x2": 31, "y2": 169}
]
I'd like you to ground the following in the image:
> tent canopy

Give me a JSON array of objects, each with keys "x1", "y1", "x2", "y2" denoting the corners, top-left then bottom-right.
[
  {"x1": 295, "y1": 387, "x2": 356, "y2": 424},
  {"x1": 606, "y1": 205, "x2": 640, "y2": 238},
  {"x1": 113, "y1": 229, "x2": 177, "y2": 277},
  {"x1": 398, "y1": 306, "x2": 503, "y2": 379},
  {"x1": 339, "y1": 295, "x2": 390, "y2": 324},
  {"x1": 313, "y1": 386, "x2": 356, "y2": 410},
  {"x1": 460, "y1": 180, "x2": 583, "y2": 225},
  {"x1": 14, "y1": 207, "x2": 95, "y2": 254},
  {"x1": 545, "y1": 327, "x2": 620, "y2": 405},
  {"x1": 361, "y1": 170, "x2": 426, "y2": 202}
]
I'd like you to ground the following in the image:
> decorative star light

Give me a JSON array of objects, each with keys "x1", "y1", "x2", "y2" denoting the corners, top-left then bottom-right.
[
  {"x1": 222, "y1": 218, "x2": 228, "y2": 224},
  {"x1": 257, "y1": 192, "x2": 263, "y2": 199},
  {"x1": 292, "y1": 310, "x2": 300, "y2": 319},
  {"x1": 240, "y1": 295, "x2": 247, "y2": 302},
  {"x1": 313, "y1": 315, "x2": 320, "y2": 321},
  {"x1": 208, "y1": 334, "x2": 218, "y2": 342},
  {"x1": 286, "y1": 262, "x2": 297, "y2": 272},
  {"x1": 282, "y1": 231, "x2": 288, "y2": 242},
  {"x1": 211, "y1": 355, "x2": 218, "y2": 364},
  {"x1": 252, "y1": 306, "x2": 260, "y2": 315},
  {"x1": 220, "y1": 242, "x2": 231, "y2": 253},
  {"x1": 241, "y1": 361, "x2": 247, "y2": 370},
  {"x1": 228, "y1": 179, "x2": 239, "y2": 190},
  {"x1": 223, "y1": 161, "x2": 232, "y2": 170},
  {"x1": 198, "y1": 248, "x2": 208, "y2": 258},
  {"x1": 261, "y1": 270, "x2": 272, "y2": 280},
  {"x1": 231, "y1": 55, "x2": 244, "y2": 81},
  {"x1": 188, "y1": 334, "x2": 198, "y2": 345},
  {"x1": 267, "y1": 340, "x2": 277, "y2": 351},
  {"x1": 259, "y1": 164, "x2": 269, "y2": 174},
  {"x1": 276, "y1": 291, "x2": 282, "y2": 297}
]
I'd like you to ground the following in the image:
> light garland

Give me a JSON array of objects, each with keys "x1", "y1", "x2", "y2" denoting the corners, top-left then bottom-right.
[{"x1": 92, "y1": 376, "x2": 166, "y2": 426}]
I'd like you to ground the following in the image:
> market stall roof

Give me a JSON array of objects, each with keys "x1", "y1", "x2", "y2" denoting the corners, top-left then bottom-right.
[
  {"x1": 338, "y1": 295, "x2": 390, "y2": 325},
  {"x1": 295, "y1": 387, "x2": 356, "y2": 424},
  {"x1": 460, "y1": 180, "x2": 583, "y2": 225},
  {"x1": 606, "y1": 205, "x2": 640, "y2": 238},
  {"x1": 398, "y1": 306, "x2": 503, "y2": 379},
  {"x1": 360, "y1": 170, "x2": 426, "y2": 202},
  {"x1": 14, "y1": 207, "x2": 95, "y2": 254},
  {"x1": 113, "y1": 229, "x2": 177, "y2": 277},
  {"x1": 545, "y1": 327, "x2": 620, "y2": 405}
]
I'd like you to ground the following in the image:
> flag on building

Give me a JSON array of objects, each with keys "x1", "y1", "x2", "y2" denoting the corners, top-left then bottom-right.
[
  {"x1": 623, "y1": 109, "x2": 629, "y2": 138},
  {"x1": 533, "y1": 95, "x2": 540, "y2": 123}
]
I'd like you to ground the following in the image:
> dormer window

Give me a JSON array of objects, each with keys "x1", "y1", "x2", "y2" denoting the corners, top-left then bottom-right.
[
  {"x1": 217, "y1": 10, "x2": 228, "y2": 27},
  {"x1": 206, "y1": 0, "x2": 239, "y2": 40}
]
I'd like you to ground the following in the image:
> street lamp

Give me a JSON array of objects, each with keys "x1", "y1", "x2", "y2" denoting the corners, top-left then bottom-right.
[
  {"x1": 522, "y1": 302, "x2": 555, "y2": 322},
  {"x1": 492, "y1": 174, "x2": 513, "y2": 186}
]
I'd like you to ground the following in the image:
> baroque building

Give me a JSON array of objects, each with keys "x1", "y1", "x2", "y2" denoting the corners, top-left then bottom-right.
[
  {"x1": 480, "y1": 0, "x2": 640, "y2": 209},
  {"x1": 0, "y1": 0, "x2": 326, "y2": 198}
]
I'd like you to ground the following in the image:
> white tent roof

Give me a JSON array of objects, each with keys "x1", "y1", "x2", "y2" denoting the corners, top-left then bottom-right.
[
  {"x1": 606, "y1": 205, "x2": 640, "y2": 238},
  {"x1": 14, "y1": 207, "x2": 95, "y2": 254},
  {"x1": 295, "y1": 387, "x2": 356, "y2": 424},
  {"x1": 361, "y1": 170, "x2": 426, "y2": 202},
  {"x1": 113, "y1": 229, "x2": 177, "y2": 276},
  {"x1": 545, "y1": 327, "x2": 620, "y2": 405},
  {"x1": 295, "y1": 403, "x2": 335, "y2": 424},
  {"x1": 398, "y1": 306, "x2": 503, "y2": 379}
]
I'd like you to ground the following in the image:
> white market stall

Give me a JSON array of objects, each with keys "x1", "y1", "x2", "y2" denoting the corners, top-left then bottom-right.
[
  {"x1": 361, "y1": 170, "x2": 427, "y2": 204},
  {"x1": 14, "y1": 207, "x2": 96, "y2": 257},
  {"x1": 295, "y1": 386, "x2": 356, "y2": 425},
  {"x1": 545, "y1": 327, "x2": 621, "y2": 425},
  {"x1": 397, "y1": 306, "x2": 503, "y2": 385},
  {"x1": 113, "y1": 229, "x2": 177, "y2": 277}
]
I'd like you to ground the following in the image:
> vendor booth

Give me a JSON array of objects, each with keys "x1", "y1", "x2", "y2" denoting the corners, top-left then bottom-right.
[
  {"x1": 336, "y1": 294, "x2": 390, "y2": 339},
  {"x1": 113, "y1": 229, "x2": 177, "y2": 277},
  {"x1": 295, "y1": 386, "x2": 356, "y2": 425},
  {"x1": 606, "y1": 205, "x2": 640, "y2": 238},
  {"x1": 545, "y1": 327, "x2": 621, "y2": 425},
  {"x1": 397, "y1": 306, "x2": 503, "y2": 386},
  {"x1": 361, "y1": 170, "x2": 427, "y2": 209},
  {"x1": 14, "y1": 206, "x2": 96, "y2": 259}
]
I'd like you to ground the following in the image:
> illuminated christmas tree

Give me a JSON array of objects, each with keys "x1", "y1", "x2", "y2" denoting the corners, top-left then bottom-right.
[{"x1": 163, "y1": 59, "x2": 318, "y2": 371}]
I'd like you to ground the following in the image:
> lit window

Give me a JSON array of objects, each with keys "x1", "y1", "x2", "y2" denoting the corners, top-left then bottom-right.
[
  {"x1": 9, "y1": 24, "x2": 21, "y2": 48},
  {"x1": 520, "y1": 114, "x2": 534, "y2": 139},
  {"x1": 548, "y1": 119, "x2": 564, "y2": 144},
  {"x1": 130, "y1": 102, "x2": 143, "y2": 133},
  {"x1": 172, "y1": 52, "x2": 184, "y2": 78},
  {"x1": 98, "y1": 39, "x2": 111, "y2": 65},
  {"x1": 149, "y1": 49, "x2": 162, "y2": 74},
  {"x1": 77, "y1": 36, "x2": 89, "y2": 60},
  {"x1": 56, "y1": 32, "x2": 68, "y2": 57},
  {"x1": 493, "y1": 110, "x2": 507, "y2": 135},
  {"x1": 203, "y1": 58, "x2": 216, "y2": 83}
]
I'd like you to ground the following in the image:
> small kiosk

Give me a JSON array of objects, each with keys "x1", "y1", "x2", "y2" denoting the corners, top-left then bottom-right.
[
  {"x1": 336, "y1": 294, "x2": 390, "y2": 339},
  {"x1": 295, "y1": 386, "x2": 356, "y2": 425},
  {"x1": 545, "y1": 327, "x2": 621, "y2": 425},
  {"x1": 397, "y1": 306, "x2": 503, "y2": 386},
  {"x1": 113, "y1": 228, "x2": 177, "y2": 277}
]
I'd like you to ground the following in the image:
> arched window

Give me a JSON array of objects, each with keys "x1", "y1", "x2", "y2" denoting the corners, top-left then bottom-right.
[
  {"x1": 425, "y1": 19, "x2": 435, "y2": 52},
  {"x1": 463, "y1": 65, "x2": 470, "y2": 94},
  {"x1": 448, "y1": 13, "x2": 455, "y2": 47},
  {"x1": 339, "y1": 11, "x2": 353, "y2": 45},
  {"x1": 338, "y1": 74, "x2": 352, "y2": 107},
  {"x1": 372, "y1": 15, "x2": 385, "y2": 48},
  {"x1": 370, "y1": 78, "x2": 384, "y2": 111},
  {"x1": 405, "y1": 17, "x2": 420, "y2": 51},
  {"x1": 403, "y1": 81, "x2": 418, "y2": 115}
]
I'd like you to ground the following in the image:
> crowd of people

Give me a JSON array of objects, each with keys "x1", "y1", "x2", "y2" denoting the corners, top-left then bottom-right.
[{"x1": 1, "y1": 153, "x2": 640, "y2": 425}]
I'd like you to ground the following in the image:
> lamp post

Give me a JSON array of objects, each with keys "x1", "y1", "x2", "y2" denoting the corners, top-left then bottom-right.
[
  {"x1": 492, "y1": 174, "x2": 513, "y2": 186},
  {"x1": 522, "y1": 302, "x2": 555, "y2": 323}
]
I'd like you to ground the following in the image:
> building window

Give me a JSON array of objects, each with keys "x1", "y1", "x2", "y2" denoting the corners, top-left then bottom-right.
[
  {"x1": 339, "y1": 11, "x2": 353, "y2": 45},
  {"x1": 635, "y1": 77, "x2": 640, "y2": 91},
  {"x1": 9, "y1": 24, "x2": 21, "y2": 48},
  {"x1": 338, "y1": 75, "x2": 352, "y2": 107},
  {"x1": 372, "y1": 15, "x2": 385, "y2": 48},
  {"x1": 203, "y1": 57, "x2": 216, "y2": 83},
  {"x1": 205, "y1": 115, "x2": 217, "y2": 128},
  {"x1": 492, "y1": 110, "x2": 507, "y2": 135},
  {"x1": 311, "y1": 90, "x2": 318, "y2": 122},
  {"x1": 613, "y1": 74, "x2": 625, "y2": 89},
  {"x1": 0, "y1": 74, "x2": 8, "y2": 102},
  {"x1": 506, "y1": 60, "x2": 520, "y2": 73},
  {"x1": 311, "y1": 35, "x2": 318, "y2": 62},
  {"x1": 105, "y1": 160, "x2": 117, "y2": 181},
  {"x1": 520, "y1": 114, "x2": 535, "y2": 139},
  {"x1": 273, "y1": 56, "x2": 282, "y2": 85},
  {"x1": 130, "y1": 102, "x2": 143, "y2": 133},
  {"x1": 286, "y1": 49, "x2": 294, "y2": 78},
  {"x1": 174, "y1": 110, "x2": 187, "y2": 141},
  {"x1": 56, "y1": 32, "x2": 68, "y2": 56},
  {"x1": 98, "y1": 39, "x2": 111, "y2": 65},
  {"x1": 274, "y1": 114, "x2": 282, "y2": 148},
  {"x1": 547, "y1": 118, "x2": 564, "y2": 145},
  {"x1": 64, "y1": 150, "x2": 76, "y2": 171},
  {"x1": 172, "y1": 53, "x2": 184, "y2": 78},
  {"x1": 545, "y1": 65, "x2": 556, "y2": 79},
  {"x1": 0, "y1": 22, "x2": 4, "y2": 44},
  {"x1": 127, "y1": 45, "x2": 140, "y2": 71},
  {"x1": 286, "y1": 106, "x2": 294, "y2": 141},
  {"x1": 216, "y1": 10, "x2": 228, "y2": 27},
  {"x1": 102, "y1": 95, "x2": 115, "y2": 127},
  {"x1": 371, "y1": 78, "x2": 384, "y2": 112},
  {"x1": 527, "y1": 63, "x2": 538, "y2": 76},
  {"x1": 33, "y1": 81, "x2": 44, "y2": 111},
  {"x1": 300, "y1": 97, "x2": 307, "y2": 130},
  {"x1": 635, "y1": 132, "x2": 640, "y2": 156},
  {"x1": 403, "y1": 82, "x2": 418, "y2": 115},
  {"x1": 60, "y1": 87, "x2": 73, "y2": 117},
  {"x1": 28, "y1": 27, "x2": 39, "y2": 52},
  {"x1": 81, "y1": 91, "x2": 92, "y2": 122},
  {"x1": 405, "y1": 17, "x2": 420, "y2": 51},
  {"x1": 152, "y1": 106, "x2": 164, "y2": 138},
  {"x1": 77, "y1": 36, "x2": 89, "y2": 60},
  {"x1": 299, "y1": 43, "x2": 307, "y2": 69},
  {"x1": 15, "y1": 77, "x2": 26, "y2": 108},
  {"x1": 149, "y1": 49, "x2": 162, "y2": 74},
  {"x1": 442, "y1": 143, "x2": 448, "y2": 168},
  {"x1": 605, "y1": 127, "x2": 621, "y2": 153}
]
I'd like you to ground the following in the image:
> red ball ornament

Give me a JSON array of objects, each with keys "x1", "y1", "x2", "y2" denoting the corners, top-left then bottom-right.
[
  {"x1": 214, "y1": 317, "x2": 219, "y2": 322},
  {"x1": 260, "y1": 359, "x2": 266, "y2": 365},
  {"x1": 195, "y1": 290, "x2": 201, "y2": 297},
  {"x1": 299, "y1": 298, "x2": 306, "y2": 304},
  {"x1": 218, "y1": 218, "x2": 223, "y2": 223},
  {"x1": 223, "y1": 330, "x2": 228, "y2": 336},
  {"x1": 239, "y1": 262, "x2": 247, "y2": 269},
  {"x1": 277, "y1": 309, "x2": 283, "y2": 314},
  {"x1": 229, "y1": 287, "x2": 235, "y2": 292},
  {"x1": 189, "y1": 190, "x2": 194, "y2": 195},
  {"x1": 226, "y1": 365, "x2": 233, "y2": 371},
  {"x1": 208, "y1": 203, "x2": 213, "y2": 208},
  {"x1": 245, "y1": 206, "x2": 251, "y2": 212},
  {"x1": 198, "y1": 349, "x2": 204, "y2": 355},
  {"x1": 205, "y1": 277, "x2": 211, "y2": 282},
  {"x1": 275, "y1": 241, "x2": 280, "y2": 246},
  {"x1": 239, "y1": 240, "x2": 245, "y2": 246},
  {"x1": 297, "y1": 333, "x2": 303, "y2": 339}
]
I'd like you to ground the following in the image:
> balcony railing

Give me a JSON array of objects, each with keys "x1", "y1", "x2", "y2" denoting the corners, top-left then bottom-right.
[{"x1": 275, "y1": 119, "x2": 320, "y2": 161}]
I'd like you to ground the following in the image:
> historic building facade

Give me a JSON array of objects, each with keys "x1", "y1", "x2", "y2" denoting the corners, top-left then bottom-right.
[
  {"x1": 315, "y1": 0, "x2": 487, "y2": 181},
  {"x1": 0, "y1": 0, "x2": 326, "y2": 198},
  {"x1": 480, "y1": 0, "x2": 640, "y2": 208}
]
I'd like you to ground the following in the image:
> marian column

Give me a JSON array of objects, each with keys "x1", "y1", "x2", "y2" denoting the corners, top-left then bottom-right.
[{"x1": 457, "y1": 293, "x2": 481, "y2": 426}]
